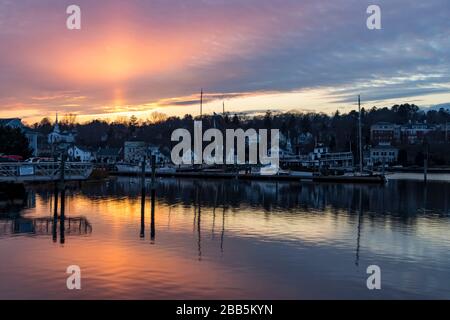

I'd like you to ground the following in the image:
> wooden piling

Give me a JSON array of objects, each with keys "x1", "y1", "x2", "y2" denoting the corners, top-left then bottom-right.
[
  {"x1": 59, "y1": 154, "x2": 66, "y2": 244},
  {"x1": 150, "y1": 187, "x2": 156, "y2": 241},
  {"x1": 60, "y1": 182, "x2": 66, "y2": 245},
  {"x1": 52, "y1": 182, "x2": 58, "y2": 243},
  {"x1": 140, "y1": 157, "x2": 146, "y2": 238},
  {"x1": 151, "y1": 155, "x2": 156, "y2": 190}
]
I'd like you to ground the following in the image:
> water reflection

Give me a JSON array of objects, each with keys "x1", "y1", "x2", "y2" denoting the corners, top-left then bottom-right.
[
  {"x1": 355, "y1": 186, "x2": 363, "y2": 266},
  {"x1": 0, "y1": 185, "x2": 92, "y2": 241},
  {"x1": 1, "y1": 177, "x2": 450, "y2": 299}
]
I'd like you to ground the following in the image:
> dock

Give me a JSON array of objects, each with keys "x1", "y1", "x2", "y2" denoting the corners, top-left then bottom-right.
[
  {"x1": 0, "y1": 162, "x2": 93, "y2": 183},
  {"x1": 112, "y1": 170, "x2": 387, "y2": 184}
]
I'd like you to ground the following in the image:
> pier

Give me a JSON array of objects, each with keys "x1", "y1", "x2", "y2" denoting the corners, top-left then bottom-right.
[
  {"x1": 113, "y1": 170, "x2": 386, "y2": 184},
  {"x1": 0, "y1": 162, "x2": 93, "y2": 183}
]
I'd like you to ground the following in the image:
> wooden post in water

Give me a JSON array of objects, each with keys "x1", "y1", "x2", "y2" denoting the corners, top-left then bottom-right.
[
  {"x1": 150, "y1": 155, "x2": 156, "y2": 241},
  {"x1": 59, "y1": 154, "x2": 65, "y2": 188},
  {"x1": 52, "y1": 182, "x2": 58, "y2": 243},
  {"x1": 150, "y1": 187, "x2": 156, "y2": 241},
  {"x1": 140, "y1": 156, "x2": 146, "y2": 238},
  {"x1": 151, "y1": 155, "x2": 156, "y2": 190},
  {"x1": 60, "y1": 187, "x2": 65, "y2": 244},
  {"x1": 59, "y1": 154, "x2": 66, "y2": 244}
]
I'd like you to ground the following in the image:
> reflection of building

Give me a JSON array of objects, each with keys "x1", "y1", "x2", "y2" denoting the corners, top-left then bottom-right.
[{"x1": 0, "y1": 118, "x2": 39, "y2": 156}]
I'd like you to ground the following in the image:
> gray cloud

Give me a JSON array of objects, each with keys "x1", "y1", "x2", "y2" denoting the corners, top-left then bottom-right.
[{"x1": 0, "y1": 0, "x2": 449, "y2": 117}]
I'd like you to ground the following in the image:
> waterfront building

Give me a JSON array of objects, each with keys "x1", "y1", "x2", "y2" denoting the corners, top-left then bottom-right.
[
  {"x1": 368, "y1": 143, "x2": 399, "y2": 166},
  {"x1": 400, "y1": 121, "x2": 436, "y2": 144},
  {"x1": 97, "y1": 147, "x2": 123, "y2": 164},
  {"x1": 281, "y1": 143, "x2": 354, "y2": 169},
  {"x1": 0, "y1": 118, "x2": 24, "y2": 129},
  {"x1": 371, "y1": 121, "x2": 443, "y2": 145},
  {"x1": 148, "y1": 144, "x2": 169, "y2": 164},
  {"x1": 371, "y1": 122, "x2": 401, "y2": 145},
  {"x1": 124, "y1": 141, "x2": 147, "y2": 163},
  {"x1": 68, "y1": 145, "x2": 94, "y2": 162}
]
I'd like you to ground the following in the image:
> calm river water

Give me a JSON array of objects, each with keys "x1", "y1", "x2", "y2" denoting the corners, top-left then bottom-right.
[{"x1": 1, "y1": 176, "x2": 450, "y2": 299}]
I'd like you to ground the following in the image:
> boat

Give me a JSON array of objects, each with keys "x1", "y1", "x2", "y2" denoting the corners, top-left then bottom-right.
[
  {"x1": 313, "y1": 173, "x2": 386, "y2": 184},
  {"x1": 289, "y1": 170, "x2": 314, "y2": 178},
  {"x1": 116, "y1": 163, "x2": 176, "y2": 174}
]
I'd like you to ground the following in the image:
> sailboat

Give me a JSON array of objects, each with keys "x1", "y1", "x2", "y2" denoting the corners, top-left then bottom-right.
[{"x1": 313, "y1": 96, "x2": 386, "y2": 184}]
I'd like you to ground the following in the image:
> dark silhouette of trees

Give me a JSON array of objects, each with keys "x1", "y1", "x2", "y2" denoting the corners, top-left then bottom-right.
[
  {"x1": 27, "y1": 104, "x2": 450, "y2": 164},
  {"x1": 0, "y1": 127, "x2": 32, "y2": 158}
]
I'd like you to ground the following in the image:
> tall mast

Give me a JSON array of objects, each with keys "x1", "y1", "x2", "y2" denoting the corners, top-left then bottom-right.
[
  {"x1": 358, "y1": 95, "x2": 363, "y2": 175},
  {"x1": 200, "y1": 89, "x2": 203, "y2": 119},
  {"x1": 222, "y1": 101, "x2": 225, "y2": 116}
]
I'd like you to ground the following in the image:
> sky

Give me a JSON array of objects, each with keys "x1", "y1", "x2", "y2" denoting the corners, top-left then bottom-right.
[{"x1": 0, "y1": 0, "x2": 449, "y2": 124}]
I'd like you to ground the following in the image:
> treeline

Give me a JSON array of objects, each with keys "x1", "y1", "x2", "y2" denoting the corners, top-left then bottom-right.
[
  {"x1": 0, "y1": 127, "x2": 32, "y2": 158},
  {"x1": 31, "y1": 103, "x2": 450, "y2": 156}
]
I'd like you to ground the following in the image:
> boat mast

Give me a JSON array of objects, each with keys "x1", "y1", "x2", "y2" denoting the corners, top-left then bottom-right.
[
  {"x1": 200, "y1": 89, "x2": 203, "y2": 119},
  {"x1": 358, "y1": 95, "x2": 363, "y2": 175}
]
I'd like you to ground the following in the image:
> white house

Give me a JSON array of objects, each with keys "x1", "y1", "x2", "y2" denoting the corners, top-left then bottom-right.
[{"x1": 68, "y1": 146, "x2": 93, "y2": 162}]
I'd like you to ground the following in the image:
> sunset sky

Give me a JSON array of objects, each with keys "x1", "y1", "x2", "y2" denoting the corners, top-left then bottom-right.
[{"x1": 0, "y1": 0, "x2": 449, "y2": 124}]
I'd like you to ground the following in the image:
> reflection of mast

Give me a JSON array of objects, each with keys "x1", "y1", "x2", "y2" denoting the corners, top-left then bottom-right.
[
  {"x1": 423, "y1": 183, "x2": 428, "y2": 214},
  {"x1": 193, "y1": 182, "x2": 202, "y2": 259},
  {"x1": 212, "y1": 186, "x2": 219, "y2": 239},
  {"x1": 197, "y1": 199, "x2": 202, "y2": 260},
  {"x1": 355, "y1": 186, "x2": 363, "y2": 266},
  {"x1": 194, "y1": 185, "x2": 198, "y2": 232},
  {"x1": 220, "y1": 206, "x2": 226, "y2": 254}
]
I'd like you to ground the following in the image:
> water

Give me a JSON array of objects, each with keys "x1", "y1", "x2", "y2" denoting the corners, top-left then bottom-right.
[{"x1": 1, "y1": 176, "x2": 450, "y2": 299}]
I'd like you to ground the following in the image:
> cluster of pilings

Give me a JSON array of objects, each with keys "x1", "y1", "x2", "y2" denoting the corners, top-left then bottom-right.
[{"x1": 140, "y1": 155, "x2": 157, "y2": 241}]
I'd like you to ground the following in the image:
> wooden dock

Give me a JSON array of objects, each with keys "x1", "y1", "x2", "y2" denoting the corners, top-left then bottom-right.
[
  {"x1": 112, "y1": 170, "x2": 387, "y2": 184},
  {"x1": 0, "y1": 162, "x2": 93, "y2": 183}
]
